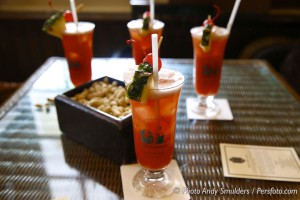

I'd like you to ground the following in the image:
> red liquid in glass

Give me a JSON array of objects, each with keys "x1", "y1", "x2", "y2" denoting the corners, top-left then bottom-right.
[
  {"x1": 62, "y1": 22, "x2": 95, "y2": 86},
  {"x1": 128, "y1": 69, "x2": 183, "y2": 170}
]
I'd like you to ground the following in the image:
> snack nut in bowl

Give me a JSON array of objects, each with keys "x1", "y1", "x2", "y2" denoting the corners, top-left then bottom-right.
[{"x1": 55, "y1": 76, "x2": 135, "y2": 164}]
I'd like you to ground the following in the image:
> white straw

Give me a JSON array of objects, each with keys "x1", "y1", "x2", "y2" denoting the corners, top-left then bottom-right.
[
  {"x1": 152, "y1": 34, "x2": 158, "y2": 89},
  {"x1": 226, "y1": 0, "x2": 241, "y2": 33},
  {"x1": 70, "y1": 0, "x2": 79, "y2": 27},
  {"x1": 150, "y1": 0, "x2": 155, "y2": 21}
]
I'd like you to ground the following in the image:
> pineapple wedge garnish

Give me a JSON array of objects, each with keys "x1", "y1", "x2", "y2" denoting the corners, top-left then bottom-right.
[
  {"x1": 42, "y1": 11, "x2": 66, "y2": 39},
  {"x1": 125, "y1": 62, "x2": 153, "y2": 103}
]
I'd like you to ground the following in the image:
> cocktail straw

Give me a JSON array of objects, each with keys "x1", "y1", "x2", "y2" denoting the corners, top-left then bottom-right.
[
  {"x1": 226, "y1": 0, "x2": 241, "y2": 33},
  {"x1": 70, "y1": 0, "x2": 79, "y2": 27},
  {"x1": 152, "y1": 34, "x2": 158, "y2": 89},
  {"x1": 150, "y1": 0, "x2": 155, "y2": 21}
]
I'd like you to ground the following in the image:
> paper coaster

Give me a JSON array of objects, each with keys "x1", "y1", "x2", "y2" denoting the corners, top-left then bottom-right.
[
  {"x1": 121, "y1": 160, "x2": 190, "y2": 200},
  {"x1": 186, "y1": 98, "x2": 233, "y2": 120}
]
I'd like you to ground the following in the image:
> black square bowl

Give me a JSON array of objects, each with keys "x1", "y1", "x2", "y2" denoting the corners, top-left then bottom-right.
[{"x1": 55, "y1": 76, "x2": 135, "y2": 164}]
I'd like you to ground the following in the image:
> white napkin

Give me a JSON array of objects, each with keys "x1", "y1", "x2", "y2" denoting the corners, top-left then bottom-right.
[{"x1": 121, "y1": 160, "x2": 190, "y2": 200}]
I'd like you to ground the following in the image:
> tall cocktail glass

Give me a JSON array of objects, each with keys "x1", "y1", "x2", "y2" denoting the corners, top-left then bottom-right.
[
  {"x1": 190, "y1": 25, "x2": 229, "y2": 117},
  {"x1": 127, "y1": 19, "x2": 164, "y2": 65},
  {"x1": 61, "y1": 22, "x2": 95, "y2": 86},
  {"x1": 125, "y1": 68, "x2": 184, "y2": 198}
]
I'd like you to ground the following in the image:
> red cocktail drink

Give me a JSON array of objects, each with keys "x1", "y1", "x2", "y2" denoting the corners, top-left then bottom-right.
[
  {"x1": 190, "y1": 24, "x2": 229, "y2": 117},
  {"x1": 125, "y1": 68, "x2": 184, "y2": 171},
  {"x1": 62, "y1": 22, "x2": 95, "y2": 86},
  {"x1": 127, "y1": 19, "x2": 164, "y2": 64},
  {"x1": 191, "y1": 26, "x2": 229, "y2": 96},
  {"x1": 124, "y1": 61, "x2": 184, "y2": 198}
]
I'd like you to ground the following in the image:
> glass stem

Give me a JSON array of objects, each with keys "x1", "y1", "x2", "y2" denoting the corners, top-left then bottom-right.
[
  {"x1": 145, "y1": 169, "x2": 164, "y2": 181},
  {"x1": 198, "y1": 95, "x2": 208, "y2": 107}
]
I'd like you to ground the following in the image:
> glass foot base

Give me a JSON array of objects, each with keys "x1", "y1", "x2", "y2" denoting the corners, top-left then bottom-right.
[
  {"x1": 132, "y1": 168, "x2": 176, "y2": 198},
  {"x1": 191, "y1": 96, "x2": 220, "y2": 117}
]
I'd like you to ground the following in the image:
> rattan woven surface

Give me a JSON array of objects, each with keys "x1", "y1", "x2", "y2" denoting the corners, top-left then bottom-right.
[{"x1": 0, "y1": 58, "x2": 299, "y2": 200}]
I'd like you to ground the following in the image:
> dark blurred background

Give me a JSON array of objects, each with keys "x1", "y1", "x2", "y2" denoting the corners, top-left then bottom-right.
[{"x1": 0, "y1": 0, "x2": 300, "y2": 104}]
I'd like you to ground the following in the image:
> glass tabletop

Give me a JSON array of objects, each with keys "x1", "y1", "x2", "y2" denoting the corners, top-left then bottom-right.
[{"x1": 0, "y1": 57, "x2": 299, "y2": 200}]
